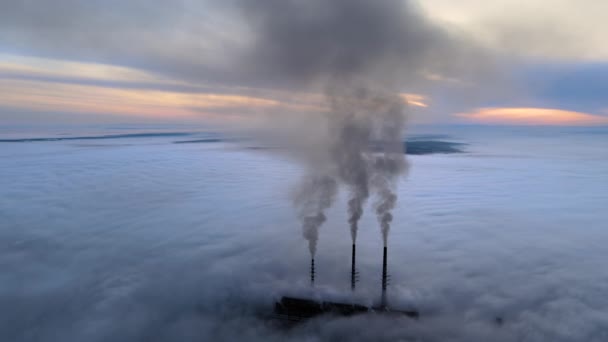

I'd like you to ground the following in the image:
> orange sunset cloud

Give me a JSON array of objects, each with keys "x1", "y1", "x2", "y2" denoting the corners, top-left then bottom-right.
[
  {"x1": 456, "y1": 107, "x2": 608, "y2": 126},
  {"x1": 400, "y1": 93, "x2": 429, "y2": 108},
  {"x1": 0, "y1": 79, "x2": 282, "y2": 119}
]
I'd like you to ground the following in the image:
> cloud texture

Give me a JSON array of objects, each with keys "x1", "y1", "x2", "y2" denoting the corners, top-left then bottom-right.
[{"x1": 1, "y1": 129, "x2": 608, "y2": 341}]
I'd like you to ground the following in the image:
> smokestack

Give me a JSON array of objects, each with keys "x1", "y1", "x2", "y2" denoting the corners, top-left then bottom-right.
[
  {"x1": 381, "y1": 245, "x2": 388, "y2": 308},
  {"x1": 351, "y1": 244, "x2": 356, "y2": 291},
  {"x1": 311, "y1": 258, "x2": 315, "y2": 286}
]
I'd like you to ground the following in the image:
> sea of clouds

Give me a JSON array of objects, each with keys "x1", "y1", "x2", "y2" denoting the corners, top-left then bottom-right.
[{"x1": 1, "y1": 126, "x2": 608, "y2": 341}]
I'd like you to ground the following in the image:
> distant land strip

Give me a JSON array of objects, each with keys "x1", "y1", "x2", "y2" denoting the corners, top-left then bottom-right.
[
  {"x1": 405, "y1": 140, "x2": 466, "y2": 155},
  {"x1": 0, "y1": 132, "x2": 192, "y2": 142},
  {"x1": 1, "y1": 132, "x2": 466, "y2": 154}
]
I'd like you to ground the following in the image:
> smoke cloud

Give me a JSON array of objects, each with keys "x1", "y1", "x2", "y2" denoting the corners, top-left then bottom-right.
[
  {"x1": 236, "y1": 0, "x2": 457, "y2": 89},
  {"x1": 292, "y1": 175, "x2": 338, "y2": 256},
  {"x1": 326, "y1": 85, "x2": 408, "y2": 244},
  {"x1": 369, "y1": 92, "x2": 408, "y2": 246},
  {"x1": 326, "y1": 86, "x2": 373, "y2": 244},
  {"x1": 237, "y1": 0, "x2": 446, "y2": 248}
]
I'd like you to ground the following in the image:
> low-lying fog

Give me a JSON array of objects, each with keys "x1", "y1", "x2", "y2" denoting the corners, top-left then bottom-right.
[{"x1": 1, "y1": 126, "x2": 608, "y2": 341}]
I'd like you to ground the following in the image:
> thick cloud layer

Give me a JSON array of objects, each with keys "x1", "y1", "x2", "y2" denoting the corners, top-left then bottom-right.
[{"x1": 2, "y1": 127, "x2": 608, "y2": 341}]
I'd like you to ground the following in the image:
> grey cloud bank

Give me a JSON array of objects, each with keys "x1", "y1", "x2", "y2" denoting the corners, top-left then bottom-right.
[
  {"x1": 1, "y1": 0, "x2": 607, "y2": 126},
  {"x1": 0, "y1": 0, "x2": 493, "y2": 92}
]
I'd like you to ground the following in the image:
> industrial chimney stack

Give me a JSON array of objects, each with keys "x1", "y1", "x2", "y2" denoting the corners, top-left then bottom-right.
[
  {"x1": 310, "y1": 258, "x2": 315, "y2": 286},
  {"x1": 351, "y1": 244, "x2": 357, "y2": 290},
  {"x1": 381, "y1": 245, "x2": 388, "y2": 308}
]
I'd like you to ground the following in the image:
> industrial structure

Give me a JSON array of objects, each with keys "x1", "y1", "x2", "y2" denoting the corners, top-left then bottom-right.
[{"x1": 273, "y1": 243, "x2": 419, "y2": 323}]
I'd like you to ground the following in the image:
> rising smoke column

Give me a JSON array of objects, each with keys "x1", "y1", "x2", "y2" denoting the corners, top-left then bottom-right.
[
  {"x1": 370, "y1": 92, "x2": 408, "y2": 246},
  {"x1": 326, "y1": 86, "x2": 373, "y2": 244},
  {"x1": 292, "y1": 174, "x2": 338, "y2": 257},
  {"x1": 238, "y1": 0, "x2": 482, "y2": 251},
  {"x1": 326, "y1": 85, "x2": 407, "y2": 245}
]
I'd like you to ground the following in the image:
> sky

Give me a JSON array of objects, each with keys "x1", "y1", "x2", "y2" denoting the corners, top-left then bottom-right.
[{"x1": 0, "y1": 0, "x2": 607, "y2": 126}]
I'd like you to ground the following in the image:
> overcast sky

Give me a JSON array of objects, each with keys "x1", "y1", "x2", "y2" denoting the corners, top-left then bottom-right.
[{"x1": 0, "y1": 0, "x2": 606, "y2": 126}]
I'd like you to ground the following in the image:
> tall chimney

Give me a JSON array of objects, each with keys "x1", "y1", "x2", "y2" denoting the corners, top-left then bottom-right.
[
  {"x1": 311, "y1": 258, "x2": 315, "y2": 286},
  {"x1": 381, "y1": 246, "x2": 388, "y2": 308},
  {"x1": 351, "y1": 244, "x2": 356, "y2": 290}
]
